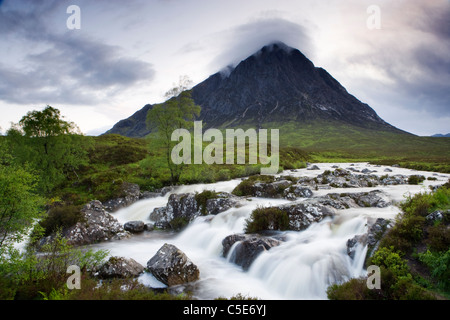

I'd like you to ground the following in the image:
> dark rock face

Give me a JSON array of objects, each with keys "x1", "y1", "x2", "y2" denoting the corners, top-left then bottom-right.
[
  {"x1": 97, "y1": 256, "x2": 145, "y2": 279},
  {"x1": 105, "y1": 42, "x2": 404, "y2": 137},
  {"x1": 61, "y1": 200, "x2": 130, "y2": 246},
  {"x1": 146, "y1": 243, "x2": 200, "y2": 286},
  {"x1": 222, "y1": 234, "x2": 283, "y2": 270}
]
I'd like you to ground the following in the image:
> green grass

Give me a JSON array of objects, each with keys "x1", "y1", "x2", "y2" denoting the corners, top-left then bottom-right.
[{"x1": 51, "y1": 118, "x2": 449, "y2": 207}]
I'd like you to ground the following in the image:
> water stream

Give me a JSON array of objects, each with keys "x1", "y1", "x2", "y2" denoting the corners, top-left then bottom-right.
[{"x1": 91, "y1": 162, "x2": 449, "y2": 300}]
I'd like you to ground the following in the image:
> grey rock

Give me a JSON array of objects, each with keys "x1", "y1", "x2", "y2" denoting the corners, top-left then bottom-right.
[
  {"x1": 425, "y1": 210, "x2": 444, "y2": 224},
  {"x1": 279, "y1": 201, "x2": 335, "y2": 231},
  {"x1": 124, "y1": 220, "x2": 145, "y2": 233},
  {"x1": 146, "y1": 243, "x2": 200, "y2": 286},
  {"x1": 97, "y1": 256, "x2": 145, "y2": 279},
  {"x1": 103, "y1": 182, "x2": 141, "y2": 212},
  {"x1": 150, "y1": 193, "x2": 200, "y2": 229},
  {"x1": 346, "y1": 218, "x2": 392, "y2": 259},
  {"x1": 307, "y1": 165, "x2": 320, "y2": 170},
  {"x1": 204, "y1": 192, "x2": 241, "y2": 215},
  {"x1": 283, "y1": 185, "x2": 313, "y2": 200},
  {"x1": 222, "y1": 234, "x2": 283, "y2": 270},
  {"x1": 61, "y1": 200, "x2": 130, "y2": 246}
]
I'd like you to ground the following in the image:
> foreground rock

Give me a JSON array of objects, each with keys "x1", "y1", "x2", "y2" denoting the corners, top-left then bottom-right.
[
  {"x1": 60, "y1": 200, "x2": 130, "y2": 246},
  {"x1": 222, "y1": 234, "x2": 283, "y2": 270},
  {"x1": 97, "y1": 256, "x2": 145, "y2": 279},
  {"x1": 146, "y1": 243, "x2": 200, "y2": 286}
]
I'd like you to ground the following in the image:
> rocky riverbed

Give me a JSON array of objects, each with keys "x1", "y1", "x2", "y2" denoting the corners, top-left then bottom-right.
[{"x1": 46, "y1": 162, "x2": 449, "y2": 299}]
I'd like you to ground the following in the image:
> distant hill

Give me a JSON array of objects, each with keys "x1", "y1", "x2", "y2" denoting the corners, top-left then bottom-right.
[
  {"x1": 431, "y1": 133, "x2": 450, "y2": 138},
  {"x1": 104, "y1": 42, "x2": 411, "y2": 146}
]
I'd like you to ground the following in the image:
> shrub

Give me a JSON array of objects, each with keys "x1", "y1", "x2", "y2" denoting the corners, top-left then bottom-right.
[
  {"x1": 245, "y1": 206, "x2": 289, "y2": 233},
  {"x1": 39, "y1": 204, "x2": 84, "y2": 237},
  {"x1": 195, "y1": 190, "x2": 218, "y2": 215},
  {"x1": 327, "y1": 278, "x2": 371, "y2": 300},
  {"x1": 419, "y1": 249, "x2": 450, "y2": 292},
  {"x1": 369, "y1": 246, "x2": 410, "y2": 279},
  {"x1": 400, "y1": 192, "x2": 431, "y2": 217},
  {"x1": 426, "y1": 223, "x2": 450, "y2": 252},
  {"x1": 408, "y1": 175, "x2": 425, "y2": 185},
  {"x1": 231, "y1": 175, "x2": 275, "y2": 197}
]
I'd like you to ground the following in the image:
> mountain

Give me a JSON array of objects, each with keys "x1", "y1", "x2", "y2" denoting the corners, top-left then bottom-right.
[
  {"x1": 105, "y1": 42, "x2": 408, "y2": 140},
  {"x1": 431, "y1": 133, "x2": 450, "y2": 138}
]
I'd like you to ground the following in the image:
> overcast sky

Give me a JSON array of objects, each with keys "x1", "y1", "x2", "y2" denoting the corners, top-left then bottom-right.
[{"x1": 0, "y1": 0, "x2": 449, "y2": 136}]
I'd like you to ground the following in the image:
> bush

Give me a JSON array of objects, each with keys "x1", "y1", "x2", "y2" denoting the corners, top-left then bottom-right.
[
  {"x1": 426, "y1": 223, "x2": 450, "y2": 252},
  {"x1": 369, "y1": 246, "x2": 410, "y2": 279},
  {"x1": 231, "y1": 175, "x2": 275, "y2": 197},
  {"x1": 39, "y1": 204, "x2": 84, "y2": 237},
  {"x1": 327, "y1": 278, "x2": 371, "y2": 300},
  {"x1": 408, "y1": 175, "x2": 425, "y2": 185},
  {"x1": 195, "y1": 190, "x2": 219, "y2": 215},
  {"x1": 419, "y1": 249, "x2": 450, "y2": 292},
  {"x1": 245, "y1": 206, "x2": 289, "y2": 233}
]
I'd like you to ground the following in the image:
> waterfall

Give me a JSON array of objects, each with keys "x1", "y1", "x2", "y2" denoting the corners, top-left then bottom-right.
[{"x1": 98, "y1": 162, "x2": 449, "y2": 300}]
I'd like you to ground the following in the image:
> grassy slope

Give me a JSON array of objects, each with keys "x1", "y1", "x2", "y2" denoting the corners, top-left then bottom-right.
[
  {"x1": 54, "y1": 119, "x2": 449, "y2": 205},
  {"x1": 264, "y1": 120, "x2": 450, "y2": 172}
]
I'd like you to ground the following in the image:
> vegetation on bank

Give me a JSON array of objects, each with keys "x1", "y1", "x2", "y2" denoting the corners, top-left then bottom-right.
[{"x1": 327, "y1": 184, "x2": 450, "y2": 300}]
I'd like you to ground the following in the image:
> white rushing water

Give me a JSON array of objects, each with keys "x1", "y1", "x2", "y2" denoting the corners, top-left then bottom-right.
[{"x1": 92, "y1": 162, "x2": 449, "y2": 300}]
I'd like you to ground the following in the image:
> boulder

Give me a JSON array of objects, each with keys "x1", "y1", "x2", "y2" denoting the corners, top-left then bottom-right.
[
  {"x1": 283, "y1": 185, "x2": 313, "y2": 200},
  {"x1": 61, "y1": 200, "x2": 130, "y2": 246},
  {"x1": 204, "y1": 192, "x2": 241, "y2": 215},
  {"x1": 97, "y1": 256, "x2": 145, "y2": 279},
  {"x1": 222, "y1": 234, "x2": 283, "y2": 270},
  {"x1": 146, "y1": 243, "x2": 200, "y2": 286},
  {"x1": 279, "y1": 202, "x2": 335, "y2": 231},
  {"x1": 102, "y1": 182, "x2": 141, "y2": 212},
  {"x1": 307, "y1": 165, "x2": 320, "y2": 170},
  {"x1": 124, "y1": 220, "x2": 145, "y2": 233},
  {"x1": 150, "y1": 193, "x2": 200, "y2": 229},
  {"x1": 327, "y1": 190, "x2": 390, "y2": 208}
]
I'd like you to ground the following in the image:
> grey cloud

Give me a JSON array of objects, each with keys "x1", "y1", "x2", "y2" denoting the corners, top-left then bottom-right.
[
  {"x1": 208, "y1": 18, "x2": 313, "y2": 72},
  {"x1": 342, "y1": 3, "x2": 450, "y2": 118},
  {"x1": 0, "y1": 2, "x2": 155, "y2": 105}
]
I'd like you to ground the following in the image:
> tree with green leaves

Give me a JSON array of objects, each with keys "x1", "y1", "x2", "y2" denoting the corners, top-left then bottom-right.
[
  {"x1": 146, "y1": 77, "x2": 201, "y2": 184},
  {"x1": 7, "y1": 106, "x2": 89, "y2": 194}
]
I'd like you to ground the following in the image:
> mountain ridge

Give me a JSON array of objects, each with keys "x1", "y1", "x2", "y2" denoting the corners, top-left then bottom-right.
[{"x1": 105, "y1": 42, "x2": 409, "y2": 139}]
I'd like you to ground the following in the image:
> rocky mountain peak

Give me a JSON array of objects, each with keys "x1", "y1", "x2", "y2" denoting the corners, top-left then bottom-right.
[{"x1": 105, "y1": 42, "x2": 404, "y2": 137}]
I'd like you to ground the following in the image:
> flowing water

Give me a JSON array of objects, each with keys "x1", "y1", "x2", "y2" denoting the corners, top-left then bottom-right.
[{"x1": 91, "y1": 163, "x2": 449, "y2": 300}]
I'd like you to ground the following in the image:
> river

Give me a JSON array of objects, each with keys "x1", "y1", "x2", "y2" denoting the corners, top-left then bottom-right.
[{"x1": 91, "y1": 162, "x2": 449, "y2": 299}]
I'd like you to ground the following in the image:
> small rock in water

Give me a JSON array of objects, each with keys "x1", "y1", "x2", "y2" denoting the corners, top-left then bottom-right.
[{"x1": 124, "y1": 220, "x2": 145, "y2": 233}]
